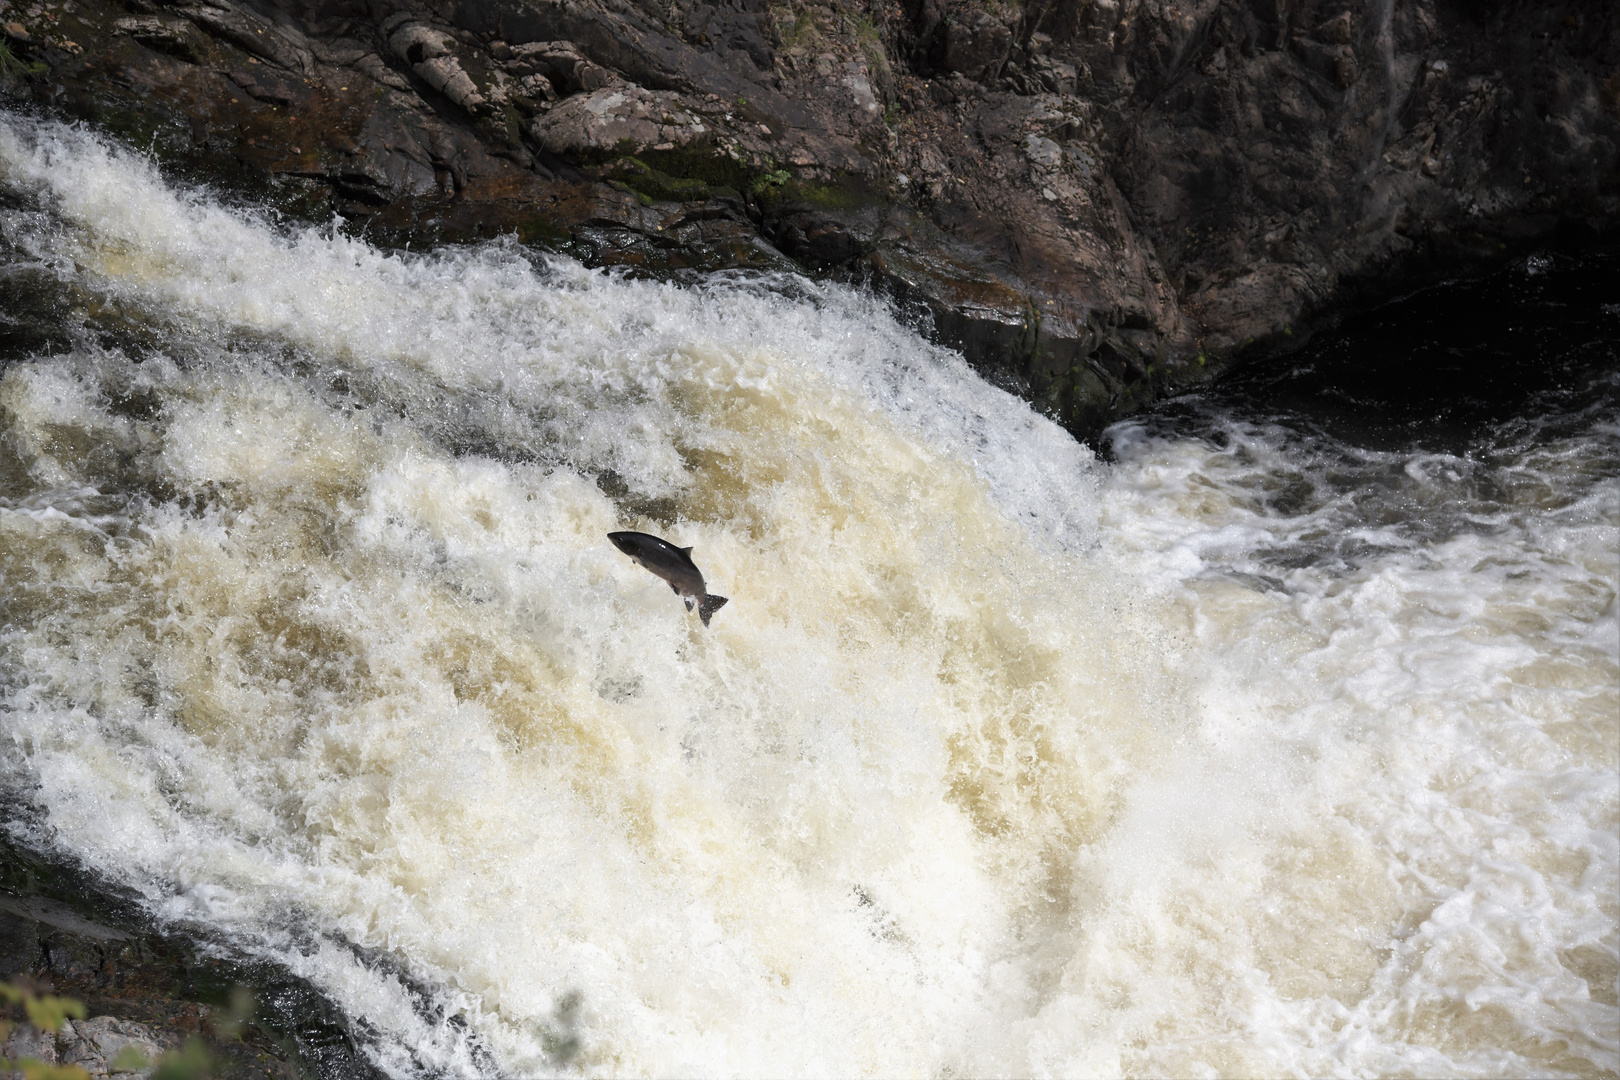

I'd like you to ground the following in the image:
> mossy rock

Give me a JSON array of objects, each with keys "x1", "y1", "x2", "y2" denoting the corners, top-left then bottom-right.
[{"x1": 602, "y1": 156, "x2": 721, "y2": 204}]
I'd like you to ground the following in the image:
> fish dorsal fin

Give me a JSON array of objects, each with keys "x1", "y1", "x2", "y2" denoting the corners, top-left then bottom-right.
[{"x1": 680, "y1": 546, "x2": 693, "y2": 555}]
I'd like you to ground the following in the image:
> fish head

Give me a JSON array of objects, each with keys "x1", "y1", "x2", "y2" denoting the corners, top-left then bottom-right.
[{"x1": 608, "y1": 532, "x2": 636, "y2": 555}]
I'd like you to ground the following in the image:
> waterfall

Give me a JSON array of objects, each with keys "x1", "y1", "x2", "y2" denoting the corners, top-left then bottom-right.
[{"x1": 2, "y1": 113, "x2": 1615, "y2": 1078}]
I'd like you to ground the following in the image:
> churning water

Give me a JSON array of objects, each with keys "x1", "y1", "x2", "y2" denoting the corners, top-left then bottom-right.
[{"x1": 0, "y1": 114, "x2": 1614, "y2": 1077}]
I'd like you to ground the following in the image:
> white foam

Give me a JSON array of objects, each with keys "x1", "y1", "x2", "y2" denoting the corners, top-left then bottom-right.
[{"x1": 1, "y1": 113, "x2": 1615, "y2": 1077}]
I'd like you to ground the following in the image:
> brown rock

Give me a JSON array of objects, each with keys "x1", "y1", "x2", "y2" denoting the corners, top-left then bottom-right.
[
  {"x1": 2, "y1": 0, "x2": 1614, "y2": 442},
  {"x1": 1316, "y1": 11, "x2": 1355, "y2": 45}
]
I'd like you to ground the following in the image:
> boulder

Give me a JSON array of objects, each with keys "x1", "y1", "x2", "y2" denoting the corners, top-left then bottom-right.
[{"x1": 531, "y1": 86, "x2": 710, "y2": 158}]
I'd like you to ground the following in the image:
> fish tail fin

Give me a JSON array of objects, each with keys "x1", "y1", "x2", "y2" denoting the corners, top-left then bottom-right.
[{"x1": 698, "y1": 594, "x2": 729, "y2": 627}]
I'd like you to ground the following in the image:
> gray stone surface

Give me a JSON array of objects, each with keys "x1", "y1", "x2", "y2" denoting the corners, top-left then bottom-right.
[
  {"x1": 1, "y1": 0, "x2": 1614, "y2": 439},
  {"x1": 58, "y1": 1016, "x2": 169, "y2": 1079},
  {"x1": 0, "y1": 1022, "x2": 59, "y2": 1067}
]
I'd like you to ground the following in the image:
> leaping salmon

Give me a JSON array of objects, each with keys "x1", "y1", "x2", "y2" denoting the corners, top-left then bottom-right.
[{"x1": 609, "y1": 531, "x2": 730, "y2": 627}]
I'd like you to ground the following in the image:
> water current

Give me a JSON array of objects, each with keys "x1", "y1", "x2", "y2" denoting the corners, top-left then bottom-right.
[{"x1": 1, "y1": 113, "x2": 1615, "y2": 1077}]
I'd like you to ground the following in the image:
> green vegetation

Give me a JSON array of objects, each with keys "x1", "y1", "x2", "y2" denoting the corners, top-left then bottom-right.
[
  {"x1": 1, "y1": 982, "x2": 86, "y2": 1041},
  {"x1": 769, "y1": 178, "x2": 868, "y2": 210},
  {"x1": 597, "y1": 148, "x2": 867, "y2": 214},
  {"x1": 1, "y1": 981, "x2": 252, "y2": 1080},
  {"x1": 538, "y1": 991, "x2": 582, "y2": 1065},
  {"x1": 850, "y1": 15, "x2": 896, "y2": 107},
  {"x1": 0, "y1": 40, "x2": 47, "y2": 79},
  {"x1": 585, "y1": 125, "x2": 834, "y2": 207},
  {"x1": 604, "y1": 152, "x2": 743, "y2": 203},
  {"x1": 751, "y1": 168, "x2": 791, "y2": 194},
  {"x1": 2, "y1": 981, "x2": 90, "y2": 1080},
  {"x1": 147, "y1": 1040, "x2": 216, "y2": 1080},
  {"x1": 775, "y1": 6, "x2": 821, "y2": 51}
]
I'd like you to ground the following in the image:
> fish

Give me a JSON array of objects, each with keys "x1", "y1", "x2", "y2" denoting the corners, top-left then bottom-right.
[{"x1": 608, "y1": 531, "x2": 730, "y2": 627}]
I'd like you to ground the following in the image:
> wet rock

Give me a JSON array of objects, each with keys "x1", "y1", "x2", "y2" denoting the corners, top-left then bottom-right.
[
  {"x1": 225, "y1": 64, "x2": 305, "y2": 108},
  {"x1": 0, "y1": 0, "x2": 1613, "y2": 443},
  {"x1": 0, "y1": 837, "x2": 356, "y2": 1079}
]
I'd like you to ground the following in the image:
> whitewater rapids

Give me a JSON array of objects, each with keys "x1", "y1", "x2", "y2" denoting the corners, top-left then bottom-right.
[{"x1": 0, "y1": 115, "x2": 1614, "y2": 1077}]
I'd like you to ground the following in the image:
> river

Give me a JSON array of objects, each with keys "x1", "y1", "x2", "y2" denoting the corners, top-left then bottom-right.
[{"x1": 1, "y1": 113, "x2": 1615, "y2": 1077}]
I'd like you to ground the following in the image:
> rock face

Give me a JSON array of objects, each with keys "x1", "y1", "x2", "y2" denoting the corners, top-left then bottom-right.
[
  {"x1": 1, "y1": 0, "x2": 1615, "y2": 440},
  {"x1": 56, "y1": 1017, "x2": 171, "y2": 1079},
  {"x1": 0, "y1": 864, "x2": 355, "y2": 1078}
]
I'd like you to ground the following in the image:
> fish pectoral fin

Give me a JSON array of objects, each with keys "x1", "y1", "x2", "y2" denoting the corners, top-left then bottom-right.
[{"x1": 684, "y1": 597, "x2": 695, "y2": 611}]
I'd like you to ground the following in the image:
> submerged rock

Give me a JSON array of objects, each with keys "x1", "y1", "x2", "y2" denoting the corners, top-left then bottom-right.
[{"x1": 0, "y1": 0, "x2": 1613, "y2": 440}]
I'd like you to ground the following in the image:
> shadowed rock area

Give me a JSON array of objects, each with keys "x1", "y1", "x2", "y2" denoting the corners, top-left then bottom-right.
[
  {"x1": 0, "y1": 0, "x2": 1614, "y2": 440},
  {"x1": 1, "y1": 834, "x2": 381, "y2": 1078}
]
